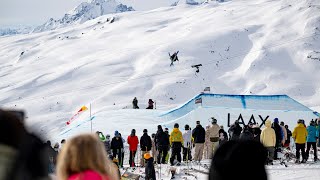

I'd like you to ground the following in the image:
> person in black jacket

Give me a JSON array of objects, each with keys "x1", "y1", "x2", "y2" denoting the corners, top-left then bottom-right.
[
  {"x1": 132, "y1": 97, "x2": 139, "y2": 109},
  {"x1": 228, "y1": 120, "x2": 242, "y2": 140},
  {"x1": 218, "y1": 127, "x2": 228, "y2": 146},
  {"x1": 140, "y1": 129, "x2": 152, "y2": 167},
  {"x1": 144, "y1": 153, "x2": 156, "y2": 180},
  {"x1": 111, "y1": 131, "x2": 124, "y2": 167},
  {"x1": 192, "y1": 121, "x2": 206, "y2": 161},
  {"x1": 272, "y1": 118, "x2": 283, "y2": 159},
  {"x1": 240, "y1": 125, "x2": 254, "y2": 141},
  {"x1": 284, "y1": 125, "x2": 292, "y2": 148},
  {"x1": 155, "y1": 125, "x2": 170, "y2": 164},
  {"x1": 252, "y1": 125, "x2": 261, "y2": 142}
]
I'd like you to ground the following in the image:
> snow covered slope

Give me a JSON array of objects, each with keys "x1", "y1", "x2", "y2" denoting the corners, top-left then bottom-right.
[
  {"x1": 33, "y1": 0, "x2": 134, "y2": 32},
  {"x1": 0, "y1": 0, "x2": 319, "y2": 139}
]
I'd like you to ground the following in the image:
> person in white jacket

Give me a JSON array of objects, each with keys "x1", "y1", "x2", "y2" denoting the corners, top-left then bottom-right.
[{"x1": 182, "y1": 124, "x2": 192, "y2": 161}]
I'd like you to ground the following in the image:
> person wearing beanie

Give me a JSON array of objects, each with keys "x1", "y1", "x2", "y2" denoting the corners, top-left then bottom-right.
[
  {"x1": 306, "y1": 120, "x2": 318, "y2": 162},
  {"x1": 127, "y1": 129, "x2": 139, "y2": 167},
  {"x1": 271, "y1": 118, "x2": 283, "y2": 159},
  {"x1": 140, "y1": 129, "x2": 152, "y2": 167},
  {"x1": 260, "y1": 120, "x2": 276, "y2": 165},
  {"x1": 170, "y1": 123, "x2": 183, "y2": 165},
  {"x1": 155, "y1": 125, "x2": 170, "y2": 164},
  {"x1": 192, "y1": 121, "x2": 206, "y2": 161},
  {"x1": 293, "y1": 119, "x2": 308, "y2": 163},
  {"x1": 111, "y1": 131, "x2": 124, "y2": 167},
  {"x1": 228, "y1": 120, "x2": 242, "y2": 140},
  {"x1": 144, "y1": 153, "x2": 156, "y2": 180},
  {"x1": 182, "y1": 124, "x2": 192, "y2": 162},
  {"x1": 206, "y1": 117, "x2": 220, "y2": 159},
  {"x1": 209, "y1": 140, "x2": 267, "y2": 180}
]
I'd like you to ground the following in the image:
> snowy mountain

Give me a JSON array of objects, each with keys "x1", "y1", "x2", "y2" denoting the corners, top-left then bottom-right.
[
  {"x1": 0, "y1": 27, "x2": 33, "y2": 37},
  {"x1": 0, "y1": 0, "x2": 319, "y2": 140},
  {"x1": 33, "y1": 0, "x2": 134, "y2": 32}
]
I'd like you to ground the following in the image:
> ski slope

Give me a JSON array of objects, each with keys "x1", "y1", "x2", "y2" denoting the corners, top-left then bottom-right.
[{"x1": 0, "y1": 1, "x2": 320, "y2": 179}]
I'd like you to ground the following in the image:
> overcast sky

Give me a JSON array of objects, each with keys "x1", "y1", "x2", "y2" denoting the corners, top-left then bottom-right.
[{"x1": 0, "y1": 0, "x2": 176, "y2": 28}]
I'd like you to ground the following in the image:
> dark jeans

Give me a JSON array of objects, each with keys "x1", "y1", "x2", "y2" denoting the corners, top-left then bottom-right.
[
  {"x1": 170, "y1": 142, "x2": 182, "y2": 165},
  {"x1": 129, "y1": 150, "x2": 137, "y2": 167},
  {"x1": 157, "y1": 146, "x2": 168, "y2": 164},
  {"x1": 274, "y1": 140, "x2": 282, "y2": 159},
  {"x1": 183, "y1": 147, "x2": 192, "y2": 161},
  {"x1": 296, "y1": 143, "x2": 306, "y2": 161},
  {"x1": 112, "y1": 149, "x2": 123, "y2": 167},
  {"x1": 306, "y1": 142, "x2": 318, "y2": 160}
]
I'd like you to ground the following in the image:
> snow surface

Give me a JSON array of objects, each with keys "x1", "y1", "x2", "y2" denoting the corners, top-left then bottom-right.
[{"x1": 0, "y1": 0, "x2": 320, "y2": 179}]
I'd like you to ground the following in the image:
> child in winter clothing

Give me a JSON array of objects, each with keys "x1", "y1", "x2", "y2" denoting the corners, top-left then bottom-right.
[
  {"x1": 144, "y1": 153, "x2": 156, "y2": 180},
  {"x1": 306, "y1": 120, "x2": 318, "y2": 161}
]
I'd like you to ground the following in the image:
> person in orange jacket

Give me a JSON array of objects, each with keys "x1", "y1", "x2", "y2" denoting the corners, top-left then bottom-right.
[{"x1": 127, "y1": 129, "x2": 139, "y2": 167}]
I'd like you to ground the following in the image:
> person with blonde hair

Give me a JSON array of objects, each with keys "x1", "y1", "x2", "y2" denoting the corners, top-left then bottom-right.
[{"x1": 57, "y1": 134, "x2": 119, "y2": 180}]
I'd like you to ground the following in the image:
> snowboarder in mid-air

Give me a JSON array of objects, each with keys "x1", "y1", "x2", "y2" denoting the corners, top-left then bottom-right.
[{"x1": 169, "y1": 51, "x2": 179, "y2": 66}]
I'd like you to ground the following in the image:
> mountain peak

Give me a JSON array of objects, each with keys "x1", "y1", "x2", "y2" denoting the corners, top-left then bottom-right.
[{"x1": 33, "y1": 0, "x2": 134, "y2": 33}]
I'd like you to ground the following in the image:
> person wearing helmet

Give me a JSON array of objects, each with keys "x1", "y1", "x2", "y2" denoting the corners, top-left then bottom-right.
[
  {"x1": 140, "y1": 129, "x2": 152, "y2": 167},
  {"x1": 144, "y1": 153, "x2": 156, "y2": 180},
  {"x1": 182, "y1": 124, "x2": 192, "y2": 162},
  {"x1": 170, "y1": 123, "x2": 183, "y2": 166},
  {"x1": 192, "y1": 121, "x2": 206, "y2": 161},
  {"x1": 206, "y1": 117, "x2": 220, "y2": 159},
  {"x1": 292, "y1": 119, "x2": 308, "y2": 163},
  {"x1": 111, "y1": 131, "x2": 124, "y2": 167},
  {"x1": 127, "y1": 129, "x2": 139, "y2": 167}
]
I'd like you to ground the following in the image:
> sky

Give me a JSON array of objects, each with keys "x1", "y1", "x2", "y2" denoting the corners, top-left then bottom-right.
[{"x1": 0, "y1": 0, "x2": 176, "y2": 28}]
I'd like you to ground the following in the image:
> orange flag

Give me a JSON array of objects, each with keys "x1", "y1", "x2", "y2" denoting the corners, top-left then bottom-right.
[{"x1": 67, "y1": 106, "x2": 88, "y2": 125}]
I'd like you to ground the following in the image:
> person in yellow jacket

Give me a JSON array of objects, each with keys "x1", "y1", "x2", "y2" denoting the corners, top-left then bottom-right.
[
  {"x1": 169, "y1": 123, "x2": 183, "y2": 166},
  {"x1": 260, "y1": 120, "x2": 276, "y2": 165},
  {"x1": 292, "y1": 119, "x2": 308, "y2": 163}
]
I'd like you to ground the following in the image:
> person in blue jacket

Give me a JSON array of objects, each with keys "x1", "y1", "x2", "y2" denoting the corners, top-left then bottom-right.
[{"x1": 306, "y1": 120, "x2": 318, "y2": 162}]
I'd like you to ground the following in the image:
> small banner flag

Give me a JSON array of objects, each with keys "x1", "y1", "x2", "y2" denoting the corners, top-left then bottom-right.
[
  {"x1": 67, "y1": 106, "x2": 88, "y2": 125},
  {"x1": 313, "y1": 111, "x2": 320, "y2": 117},
  {"x1": 204, "y1": 87, "x2": 210, "y2": 92},
  {"x1": 195, "y1": 97, "x2": 202, "y2": 104}
]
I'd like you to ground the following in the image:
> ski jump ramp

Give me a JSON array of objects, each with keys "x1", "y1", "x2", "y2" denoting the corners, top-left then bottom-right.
[{"x1": 159, "y1": 93, "x2": 319, "y2": 129}]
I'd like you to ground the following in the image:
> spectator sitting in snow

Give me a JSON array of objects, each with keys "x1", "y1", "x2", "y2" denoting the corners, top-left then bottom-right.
[{"x1": 146, "y1": 99, "x2": 154, "y2": 109}]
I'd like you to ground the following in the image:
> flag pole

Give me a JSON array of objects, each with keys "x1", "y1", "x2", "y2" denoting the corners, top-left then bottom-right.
[{"x1": 90, "y1": 103, "x2": 92, "y2": 133}]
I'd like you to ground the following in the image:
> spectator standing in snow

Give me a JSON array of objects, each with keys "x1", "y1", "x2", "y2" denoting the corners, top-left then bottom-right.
[
  {"x1": 132, "y1": 97, "x2": 139, "y2": 109},
  {"x1": 252, "y1": 124, "x2": 261, "y2": 142},
  {"x1": 228, "y1": 120, "x2": 242, "y2": 140},
  {"x1": 111, "y1": 131, "x2": 124, "y2": 167},
  {"x1": 127, "y1": 129, "x2": 139, "y2": 167},
  {"x1": 203, "y1": 125, "x2": 211, "y2": 159},
  {"x1": 280, "y1": 121, "x2": 287, "y2": 145},
  {"x1": 155, "y1": 125, "x2": 170, "y2": 164},
  {"x1": 146, "y1": 99, "x2": 154, "y2": 109},
  {"x1": 151, "y1": 133, "x2": 158, "y2": 163},
  {"x1": 306, "y1": 120, "x2": 318, "y2": 162},
  {"x1": 46, "y1": 140, "x2": 58, "y2": 173},
  {"x1": 209, "y1": 140, "x2": 267, "y2": 180},
  {"x1": 260, "y1": 120, "x2": 276, "y2": 165},
  {"x1": 240, "y1": 125, "x2": 254, "y2": 141},
  {"x1": 284, "y1": 125, "x2": 292, "y2": 148},
  {"x1": 206, "y1": 117, "x2": 220, "y2": 159},
  {"x1": 170, "y1": 123, "x2": 183, "y2": 166},
  {"x1": 271, "y1": 118, "x2": 283, "y2": 159},
  {"x1": 192, "y1": 121, "x2": 206, "y2": 161},
  {"x1": 56, "y1": 134, "x2": 119, "y2": 180},
  {"x1": 218, "y1": 126, "x2": 228, "y2": 146},
  {"x1": 140, "y1": 129, "x2": 152, "y2": 167},
  {"x1": 144, "y1": 153, "x2": 156, "y2": 180},
  {"x1": 292, "y1": 119, "x2": 308, "y2": 163},
  {"x1": 182, "y1": 124, "x2": 192, "y2": 161}
]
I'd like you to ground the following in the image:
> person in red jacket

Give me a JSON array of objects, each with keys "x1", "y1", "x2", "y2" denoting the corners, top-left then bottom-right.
[{"x1": 127, "y1": 129, "x2": 139, "y2": 167}]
